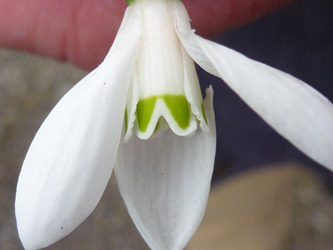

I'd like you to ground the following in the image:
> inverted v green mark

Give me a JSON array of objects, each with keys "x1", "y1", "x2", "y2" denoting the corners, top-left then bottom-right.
[{"x1": 136, "y1": 95, "x2": 190, "y2": 132}]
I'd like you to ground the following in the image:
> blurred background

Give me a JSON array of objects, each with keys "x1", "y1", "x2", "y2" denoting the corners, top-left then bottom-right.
[{"x1": 1, "y1": 0, "x2": 333, "y2": 249}]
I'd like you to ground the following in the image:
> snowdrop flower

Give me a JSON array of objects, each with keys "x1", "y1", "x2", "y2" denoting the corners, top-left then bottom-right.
[{"x1": 15, "y1": 0, "x2": 333, "y2": 249}]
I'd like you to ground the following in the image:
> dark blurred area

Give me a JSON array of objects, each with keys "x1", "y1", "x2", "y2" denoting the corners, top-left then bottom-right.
[{"x1": 199, "y1": 0, "x2": 333, "y2": 185}]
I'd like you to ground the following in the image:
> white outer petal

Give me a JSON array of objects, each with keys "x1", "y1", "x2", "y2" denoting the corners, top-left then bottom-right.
[
  {"x1": 172, "y1": 1, "x2": 333, "y2": 169},
  {"x1": 115, "y1": 88, "x2": 216, "y2": 250},
  {"x1": 15, "y1": 7, "x2": 142, "y2": 250}
]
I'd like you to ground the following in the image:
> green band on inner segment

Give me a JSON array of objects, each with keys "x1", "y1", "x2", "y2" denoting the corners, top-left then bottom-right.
[
  {"x1": 163, "y1": 95, "x2": 190, "y2": 129},
  {"x1": 137, "y1": 96, "x2": 158, "y2": 132},
  {"x1": 136, "y1": 94, "x2": 190, "y2": 132}
]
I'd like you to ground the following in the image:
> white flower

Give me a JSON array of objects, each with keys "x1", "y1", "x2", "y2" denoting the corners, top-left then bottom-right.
[{"x1": 15, "y1": 0, "x2": 333, "y2": 249}]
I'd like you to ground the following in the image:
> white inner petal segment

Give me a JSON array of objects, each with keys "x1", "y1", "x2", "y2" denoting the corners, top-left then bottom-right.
[
  {"x1": 124, "y1": 68, "x2": 140, "y2": 143},
  {"x1": 136, "y1": 0, "x2": 184, "y2": 97},
  {"x1": 124, "y1": 0, "x2": 207, "y2": 140},
  {"x1": 182, "y1": 45, "x2": 210, "y2": 134}
]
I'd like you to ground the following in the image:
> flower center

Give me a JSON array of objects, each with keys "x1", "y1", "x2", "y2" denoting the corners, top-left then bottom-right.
[{"x1": 123, "y1": 0, "x2": 211, "y2": 142}]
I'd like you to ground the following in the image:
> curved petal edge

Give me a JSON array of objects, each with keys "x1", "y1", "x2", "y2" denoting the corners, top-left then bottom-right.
[
  {"x1": 15, "y1": 6, "x2": 142, "y2": 250},
  {"x1": 173, "y1": 4, "x2": 333, "y2": 169}
]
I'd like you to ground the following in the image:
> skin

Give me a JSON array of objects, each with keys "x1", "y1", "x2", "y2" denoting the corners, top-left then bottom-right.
[{"x1": 0, "y1": 0, "x2": 292, "y2": 70}]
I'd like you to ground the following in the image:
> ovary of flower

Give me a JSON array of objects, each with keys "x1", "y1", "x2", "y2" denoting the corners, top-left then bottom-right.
[{"x1": 15, "y1": 0, "x2": 333, "y2": 250}]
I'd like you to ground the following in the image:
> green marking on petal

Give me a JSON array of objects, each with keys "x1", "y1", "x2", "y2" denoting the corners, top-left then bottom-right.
[
  {"x1": 137, "y1": 96, "x2": 158, "y2": 132},
  {"x1": 163, "y1": 95, "x2": 190, "y2": 129},
  {"x1": 201, "y1": 102, "x2": 208, "y2": 125},
  {"x1": 136, "y1": 95, "x2": 191, "y2": 133}
]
